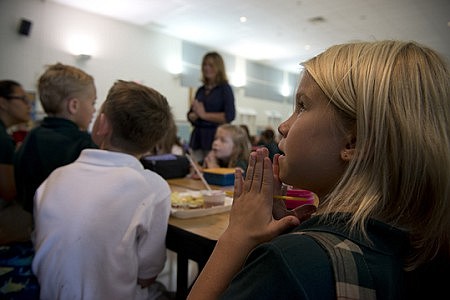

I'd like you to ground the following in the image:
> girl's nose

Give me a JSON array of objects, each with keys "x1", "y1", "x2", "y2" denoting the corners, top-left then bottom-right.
[{"x1": 278, "y1": 120, "x2": 289, "y2": 138}]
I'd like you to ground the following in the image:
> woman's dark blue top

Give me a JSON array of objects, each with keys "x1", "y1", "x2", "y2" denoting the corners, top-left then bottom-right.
[{"x1": 188, "y1": 83, "x2": 235, "y2": 151}]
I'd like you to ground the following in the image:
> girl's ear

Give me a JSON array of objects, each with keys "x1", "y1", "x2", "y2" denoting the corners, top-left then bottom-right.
[{"x1": 340, "y1": 135, "x2": 356, "y2": 162}]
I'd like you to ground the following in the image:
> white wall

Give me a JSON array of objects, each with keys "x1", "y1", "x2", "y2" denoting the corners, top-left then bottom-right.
[{"x1": 0, "y1": 0, "x2": 297, "y2": 135}]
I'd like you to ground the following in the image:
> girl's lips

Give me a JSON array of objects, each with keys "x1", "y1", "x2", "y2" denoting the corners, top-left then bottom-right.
[{"x1": 278, "y1": 140, "x2": 285, "y2": 153}]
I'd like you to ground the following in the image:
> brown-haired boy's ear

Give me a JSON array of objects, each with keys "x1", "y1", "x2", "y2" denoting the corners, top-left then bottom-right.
[
  {"x1": 95, "y1": 113, "x2": 111, "y2": 136},
  {"x1": 340, "y1": 135, "x2": 356, "y2": 162}
]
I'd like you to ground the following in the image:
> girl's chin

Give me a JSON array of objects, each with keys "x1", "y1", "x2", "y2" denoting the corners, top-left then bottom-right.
[
  {"x1": 277, "y1": 155, "x2": 287, "y2": 181},
  {"x1": 278, "y1": 155, "x2": 296, "y2": 187}
]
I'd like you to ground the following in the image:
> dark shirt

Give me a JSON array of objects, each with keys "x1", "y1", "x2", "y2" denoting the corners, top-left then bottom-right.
[
  {"x1": 14, "y1": 117, "x2": 98, "y2": 213},
  {"x1": 188, "y1": 83, "x2": 235, "y2": 151},
  {"x1": 221, "y1": 214, "x2": 448, "y2": 300},
  {"x1": 0, "y1": 120, "x2": 15, "y2": 164}
]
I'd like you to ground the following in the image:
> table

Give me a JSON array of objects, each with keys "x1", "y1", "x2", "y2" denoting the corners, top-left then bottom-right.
[{"x1": 166, "y1": 178, "x2": 233, "y2": 299}]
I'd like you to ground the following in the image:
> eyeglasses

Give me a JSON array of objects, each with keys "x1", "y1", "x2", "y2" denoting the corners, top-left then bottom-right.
[{"x1": 6, "y1": 95, "x2": 31, "y2": 105}]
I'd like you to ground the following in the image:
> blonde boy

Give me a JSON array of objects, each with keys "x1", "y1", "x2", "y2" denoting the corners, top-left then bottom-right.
[{"x1": 14, "y1": 63, "x2": 98, "y2": 213}]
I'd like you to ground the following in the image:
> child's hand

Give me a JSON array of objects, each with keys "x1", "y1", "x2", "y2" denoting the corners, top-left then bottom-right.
[
  {"x1": 226, "y1": 148, "x2": 300, "y2": 249},
  {"x1": 272, "y1": 154, "x2": 287, "y2": 219},
  {"x1": 203, "y1": 151, "x2": 219, "y2": 168}
]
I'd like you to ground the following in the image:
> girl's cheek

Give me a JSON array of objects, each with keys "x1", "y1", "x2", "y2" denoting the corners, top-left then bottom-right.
[{"x1": 227, "y1": 145, "x2": 234, "y2": 156}]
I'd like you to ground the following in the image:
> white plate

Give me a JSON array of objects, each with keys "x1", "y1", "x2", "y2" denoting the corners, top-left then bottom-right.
[{"x1": 171, "y1": 191, "x2": 233, "y2": 219}]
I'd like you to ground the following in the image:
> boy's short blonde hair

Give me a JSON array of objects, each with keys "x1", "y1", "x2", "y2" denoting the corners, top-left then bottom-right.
[
  {"x1": 38, "y1": 63, "x2": 95, "y2": 114},
  {"x1": 102, "y1": 80, "x2": 174, "y2": 155}
]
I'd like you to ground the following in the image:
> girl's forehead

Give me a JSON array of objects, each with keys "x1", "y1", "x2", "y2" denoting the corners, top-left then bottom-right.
[
  {"x1": 216, "y1": 128, "x2": 230, "y2": 136},
  {"x1": 216, "y1": 128, "x2": 231, "y2": 137}
]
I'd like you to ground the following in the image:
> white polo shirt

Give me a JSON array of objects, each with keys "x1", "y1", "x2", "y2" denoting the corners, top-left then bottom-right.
[{"x1": 32, "y1": 149, "x2": 171, "y2": 300}]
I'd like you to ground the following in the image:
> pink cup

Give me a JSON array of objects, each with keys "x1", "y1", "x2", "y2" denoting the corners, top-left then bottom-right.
[{"x1": 284, "y1": 189, "x2": 316, "y2": 209}]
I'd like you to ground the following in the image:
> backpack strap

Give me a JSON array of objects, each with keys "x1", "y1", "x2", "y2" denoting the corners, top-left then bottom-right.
[{"x1": 296, "y1": 231, "x2": 377, "y2": 300}]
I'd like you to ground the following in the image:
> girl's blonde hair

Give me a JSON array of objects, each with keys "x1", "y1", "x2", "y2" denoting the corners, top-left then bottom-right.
[
  {"x1": 218, "y1": 124, "x2": 250, "y2": 168},
  {"x1": 303, "y1": 40, "x2": 449, "y2": 270}
]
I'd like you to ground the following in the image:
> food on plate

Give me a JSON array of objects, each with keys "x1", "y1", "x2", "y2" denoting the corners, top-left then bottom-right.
[{"x1": 171, "y1": 192, "x2": 204, "y2": 209}]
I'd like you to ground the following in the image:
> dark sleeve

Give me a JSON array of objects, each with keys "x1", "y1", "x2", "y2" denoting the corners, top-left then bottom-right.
[
  {"x1": 220, "y1": 234, "x2": 335, "y2": 300},
  {"x1": 0, "y1": 135, "x2": 15, "y2": 164},
  {"x1": 222, "y1": 84, "x2": 236, "y2": 123}
]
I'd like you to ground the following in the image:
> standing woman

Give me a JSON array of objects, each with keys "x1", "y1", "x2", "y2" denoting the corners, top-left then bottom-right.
[
  {"x1": 0, "y1": 80, "x2": 31, "y2": 204},
  {"x1": 187, "y1": 52, "x2": 236, "y2": 163}
]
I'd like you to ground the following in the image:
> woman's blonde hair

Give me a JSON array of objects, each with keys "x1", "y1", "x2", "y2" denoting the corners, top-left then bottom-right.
[{"x1": 303, "y1": 40, "x2": 450, "y2": 270}]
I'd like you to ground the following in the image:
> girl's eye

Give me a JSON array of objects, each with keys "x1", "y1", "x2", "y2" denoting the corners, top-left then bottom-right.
[{"x1": 295, "y1": 101, "x2": 306, "y2": 114}]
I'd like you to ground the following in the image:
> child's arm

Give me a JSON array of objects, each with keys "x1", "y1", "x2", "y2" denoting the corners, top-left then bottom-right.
[{"x1": 187, "y1": 148, "x2": 300, "y2": 299}]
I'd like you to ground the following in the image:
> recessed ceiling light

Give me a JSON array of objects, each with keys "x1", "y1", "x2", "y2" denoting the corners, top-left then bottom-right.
[{"x1": 240, "y1": 16, "x2": 247, "y2": 23}]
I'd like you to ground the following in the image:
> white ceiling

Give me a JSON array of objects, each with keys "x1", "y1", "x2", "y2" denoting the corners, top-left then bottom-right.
[{"x1": 51, "y1": 0, "x2": 450, "y2": 73}]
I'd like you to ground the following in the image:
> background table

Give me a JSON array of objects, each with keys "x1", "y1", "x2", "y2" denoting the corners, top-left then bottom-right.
[{"x1": 166, "y1": 178, "x2": 232, "y2": 299}]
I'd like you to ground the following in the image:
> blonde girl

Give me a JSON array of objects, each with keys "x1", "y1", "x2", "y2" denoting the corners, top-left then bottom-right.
[{"x1": 188, "y1": 40, "x2": 450, "y2": 299}]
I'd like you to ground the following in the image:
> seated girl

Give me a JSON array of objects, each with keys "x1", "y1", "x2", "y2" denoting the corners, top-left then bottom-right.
[{"x1": 203, "y1": 124, "x2": 250, "y2": 172}]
